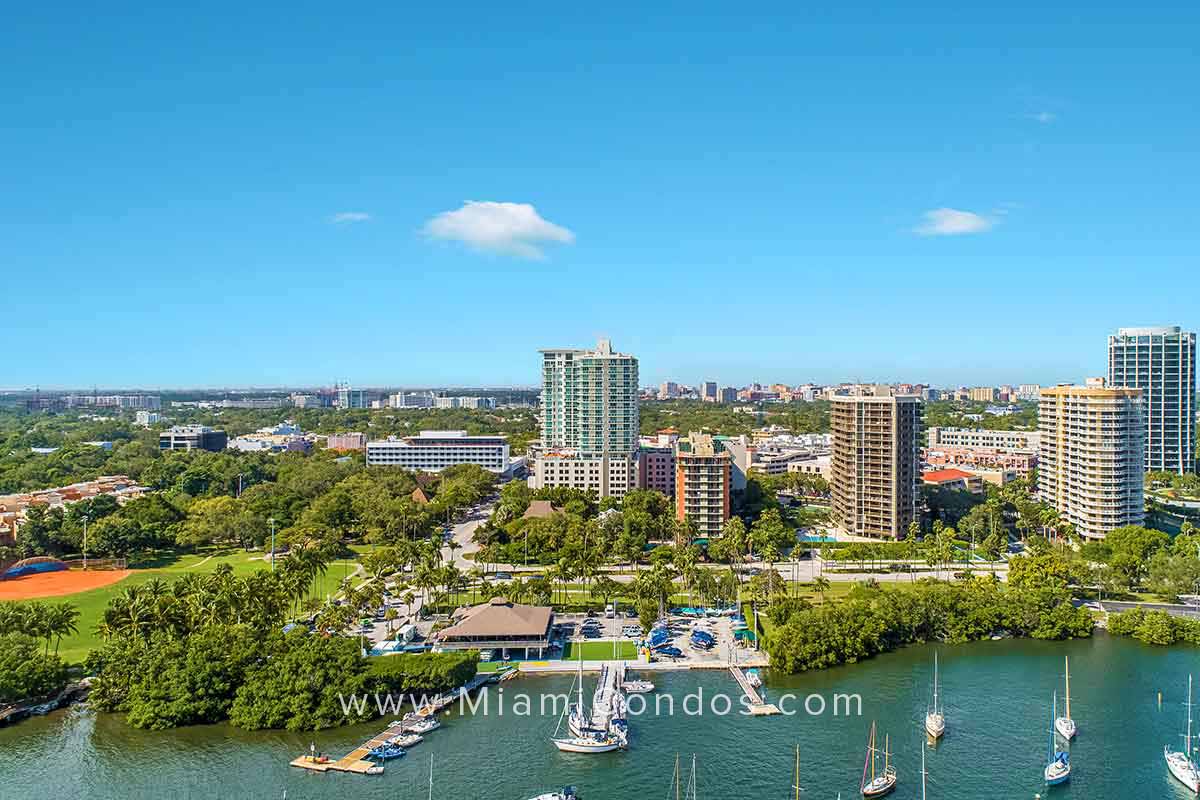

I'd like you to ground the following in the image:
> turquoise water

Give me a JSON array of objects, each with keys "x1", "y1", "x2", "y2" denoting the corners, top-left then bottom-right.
[{"x1": 1, "y1": 633, "x2": 1196, "y2": 799}]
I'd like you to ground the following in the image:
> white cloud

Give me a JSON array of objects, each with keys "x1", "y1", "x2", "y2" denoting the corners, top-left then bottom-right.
[
  {"x1": 913, "y1": 208, "x2": 995, "y2": 237},
  {"x1": 423, "y1": 201, "x2": 575, "y2": 259},
  {"x1": 1030, "y1": 111, "x2": 1056, "y2": 123},
  {"x1": 329, "y1": 212, "x2": 372, "y2": 224}
]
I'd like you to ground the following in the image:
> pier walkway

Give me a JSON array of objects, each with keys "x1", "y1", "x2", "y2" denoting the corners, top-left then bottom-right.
[
  {"x1": 729, "y1": 666, "x2": 779, "y2": 715},
  {"x1": 290, "y1": 674, "x2": 492, "y2": 775}
]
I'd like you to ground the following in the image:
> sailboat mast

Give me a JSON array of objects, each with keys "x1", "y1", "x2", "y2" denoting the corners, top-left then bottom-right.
[
  {"x1": 921, "y1": 744, "x2": 927, "y2": 800},
  {"x1": 794, "y1": 744, "x2": 801, "y2": 800},
  {"x1": 1048, "y1": 693, "x2": 1056, "y2": 762},
  {"x1": 1064, "y1": 656, "x2": 1071, "y2": 721},
  {"x1": 428, "y1": 753, "x2": 433, "y2": 800},
  {"x1": 1188, "y1": 674, "x2": 1194, "y2": 757},
  {"x1": 860, "y1": 724, "x2": 873, "y2": 790},
  {"x1": 674, "y1": 754, "x2": 681, "y2": 800},
  {"x1": 933, "y1": 652, "x2": 939, "y2": 713}
]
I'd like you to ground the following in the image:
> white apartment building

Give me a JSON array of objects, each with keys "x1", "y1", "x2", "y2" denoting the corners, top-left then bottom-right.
[
  {"x1": 366, "y1": 430, "x2": 510, "y2": 473},
  {"x1": 925, "y1": 427, "x2": 1040, "y2": 451},
  {"x1": 534, "y1": 339, "x2": 639, "y2": 498},
  {"x1": 1108, "y1": 325, "x2": 1196, "y2": 475},
  {"x1": 1038, "y1": 384, "x2": 1144, "y2": 540}
]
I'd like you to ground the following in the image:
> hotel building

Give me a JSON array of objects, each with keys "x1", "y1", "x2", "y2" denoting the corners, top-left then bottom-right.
[{"x1": 366, "y1": 430, "x2": 510, "y2": 473}]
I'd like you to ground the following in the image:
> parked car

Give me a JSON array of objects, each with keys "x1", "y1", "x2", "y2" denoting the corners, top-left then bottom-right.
[{"x1": 493, "y1": 572, "x2": 513, "y2": 581}]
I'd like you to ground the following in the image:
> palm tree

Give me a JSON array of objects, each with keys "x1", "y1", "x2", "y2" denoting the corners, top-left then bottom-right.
[
  {"x1": 49, "y1": 603, "x2": 79, "y2": 655},
  {"x1": 811, "y1": 576, "x2": 831, "y2": 604}
]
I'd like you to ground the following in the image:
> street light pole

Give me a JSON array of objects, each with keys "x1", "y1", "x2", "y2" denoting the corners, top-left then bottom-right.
[
  {"x1": 82, "y1": 514, "x2": 89, "y2": 570},
  {"x1": 269, "y1": 517, "x2": 276, "y2": 570}
]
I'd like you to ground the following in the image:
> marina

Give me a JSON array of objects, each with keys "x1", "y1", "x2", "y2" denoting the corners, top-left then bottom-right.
[
  {"x1": 290, "y1": 674, "x2": 492, "y2": 775},
  {"x1": 5, "y1": 635, "x2": 1198, "y2": 799}
]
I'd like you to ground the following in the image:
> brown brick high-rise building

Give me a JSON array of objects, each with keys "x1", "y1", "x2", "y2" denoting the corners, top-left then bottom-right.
[
  {"x1": 830, "y1": 394, "x2": 922, "y2": 538},
  {"x1": 674, "y1": 432, "x2": 732, "y2": 539}
]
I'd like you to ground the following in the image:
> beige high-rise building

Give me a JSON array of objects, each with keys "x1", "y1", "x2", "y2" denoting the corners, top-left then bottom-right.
[
  {"x1": 1038, "y1": 383, "x2": 1145, "y2": 540},
  {"x1": 969, "y1": 386, "x2": 997, "y2": 403},
  {"x1": 830, "y1": 394, "x2": 922, "y2": 539}
]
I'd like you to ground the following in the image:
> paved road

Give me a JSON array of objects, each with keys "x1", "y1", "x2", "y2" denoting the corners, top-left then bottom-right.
[
  {"x1": 1100, "y1": 600, "x2": 1200, "y2": 619},
  {"x1": 442, "y1": 500, "x2": 495, "y2": 569}
]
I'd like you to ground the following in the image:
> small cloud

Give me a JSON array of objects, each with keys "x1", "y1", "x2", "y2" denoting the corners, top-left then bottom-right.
[
  {"x1": 329, "y1": 212, "x2": 372, "y2": 224},
  {"x1": 913, "y1": 208, "x2": 995, "y2": 237},
  {"x1": 1029, "y1": 111, "x2": 1056, "y2": 123},
  {"x1": 423, "y1": 201, "x2": 575, "y2": 259}
]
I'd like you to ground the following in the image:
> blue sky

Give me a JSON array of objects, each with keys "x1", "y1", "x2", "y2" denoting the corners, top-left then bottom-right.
[{"x1": 4, "y1": 2, "x2": 1198, "y2": 389}]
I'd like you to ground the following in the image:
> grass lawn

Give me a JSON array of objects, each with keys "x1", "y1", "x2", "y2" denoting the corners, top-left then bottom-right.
[
  {"x1": 6, "y1": 546, "x2": 369, "y2": 665},
  {"x1": 562, "y1": 640, "x2": 638, "y2": 660}
]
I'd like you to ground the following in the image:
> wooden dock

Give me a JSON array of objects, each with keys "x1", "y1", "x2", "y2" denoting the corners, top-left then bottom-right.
[
  {"x1": 729, "y1": 666, "x2": 779, "y2": 715},
  {"x1": 290, "y1": 674, "x2": 493, "y2": 775}
]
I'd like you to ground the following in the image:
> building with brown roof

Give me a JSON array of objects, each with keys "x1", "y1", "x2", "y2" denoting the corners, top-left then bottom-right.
[
  {"x1": 435, "y1": 596, "x2": 554, "y2": 658},
  {"x1": 521, "y1": 499, "x2": 561, "y2": 519}
]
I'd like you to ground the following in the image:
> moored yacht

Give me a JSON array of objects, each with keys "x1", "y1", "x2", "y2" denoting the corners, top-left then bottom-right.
[{"x1": 1166, "y1": 675, "x2": 1200, "y2": 793}]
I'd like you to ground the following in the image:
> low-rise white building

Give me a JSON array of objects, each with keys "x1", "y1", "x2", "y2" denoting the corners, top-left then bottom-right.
[{"x1": 366, "y1": 430, "x2": 511, "y2": 473}]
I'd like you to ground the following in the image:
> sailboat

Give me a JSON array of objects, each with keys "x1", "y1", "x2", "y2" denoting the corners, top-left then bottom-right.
[
  {"x1": 1044, "y1": 692, "x2": 1071, "y2": 786},
  {"x1": 1165, "y1": 674, "x2": 1200, "y2": 792},
  {"x1": 527, "y1": 789, "x2": 579, "y2": 800},
  {"x1": 924, "y1": 652, "x2": 945, "y2": 739},
  {"x1": 1054, "y1": 656, "x2": 1077, "y2": 740},
  {"x1": 551, "y1": 663, "x2": 620, "y2": 753},
  {"x1": 860, "y1": 722, "x2": 897, "y2": 797}
]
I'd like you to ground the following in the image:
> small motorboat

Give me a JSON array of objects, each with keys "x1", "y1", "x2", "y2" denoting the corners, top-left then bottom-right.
[
  {"x1": 405, "y1": 716, "x2": 441, "y2": 734},
  {"x1": 622, "y1": 679, "x2": 655, "y2": 694},
  {"x1": 746, "y1": 669, "x2": 763, "y2": 689},
  {"x1": 527, "y1": 787, "x2": 580, "y2": 800},
  {"x1": 365, "y1": 764, "x2": 385, "y2": 775},
  {"x1": 369, "y1": 743, "x2": 406, "y2": 760},
  {"x1": 388, "y1": 733, "x2": 423, "y2": 748}
]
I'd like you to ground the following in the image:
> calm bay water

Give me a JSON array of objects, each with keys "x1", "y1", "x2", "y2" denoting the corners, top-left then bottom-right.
[{"x1": 2, "y1": 633, "x2": 1197, "y2": 799}]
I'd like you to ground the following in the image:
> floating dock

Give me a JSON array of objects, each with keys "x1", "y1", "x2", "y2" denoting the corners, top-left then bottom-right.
[
  {"x1": 290, "y1": 674, "x2": 492, "y2": 775},
  {"x1": 729, "y1": 666, "x2": 779, "y2": 715}
]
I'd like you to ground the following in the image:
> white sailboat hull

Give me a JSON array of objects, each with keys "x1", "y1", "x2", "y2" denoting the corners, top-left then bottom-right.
[
  {"x1": 924, "y1": 712, "x2": 945, "y2": 739},
  {"x1": 1054, "y1": 716, "x2": 1076, "y2": 740},
  {"x1": 1044, "y1": 761, "x2": 1070, "y2": 785},
  {"x1": 1166, "y1": 747, "x2": 1200, "y2": 793},
  {"x1": 861, "y1": 768, "x2": 897, "y2": 797},
  {"x1": 552, "y1": 737, "x2": 621, "y2": 754}
]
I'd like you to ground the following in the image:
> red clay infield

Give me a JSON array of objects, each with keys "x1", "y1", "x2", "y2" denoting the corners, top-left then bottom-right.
[{"x1": 0, "y1": 569, "x2": 131, "y2": 600}]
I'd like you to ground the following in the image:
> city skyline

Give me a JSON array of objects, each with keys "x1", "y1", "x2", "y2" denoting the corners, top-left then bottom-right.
[{"x1": 6, "y1": 4, "x2": 1200, "y2": 388}]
